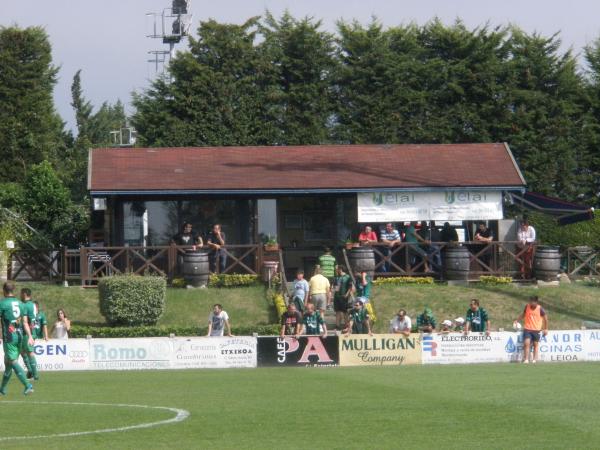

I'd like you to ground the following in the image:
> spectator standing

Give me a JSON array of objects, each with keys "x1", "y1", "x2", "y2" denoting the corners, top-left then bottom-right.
[
  {"x1": 453, "y1": 317, "x2": 465, "y2": 332},
  {"x1": 354, "y1": 270, "x2": 372, "y2": 303},
  {"x1": 358, "y1": 225, "x2": 378, "y2": 246},
  {"x1": 428, "y1": 221, "x2": 443, "y2": 272},
  {"x1": 207, "y1": 304, "x2": 232, "y2": 337},
  {"x1": 406, "y1": 222, "x2": 430, "y2": 272},
  {"x1": 517, "y1": 220, "x2": 536, "y2": 279},
  {"x1": 318, "y1": 247, "x2": 337, "y2": 283},
  {"x1": 51, "y1": 309, "x2": 70, "y2": 339},
  {"x1": 171, "y1": 222, "x2": 203, "y2": 248},
  {"x1": 308, "y1": 267, "x2": 331, "y2": 317},
  {"x1": 280, "y1": 303, "x2": 302, "y2": 337},
  {"x1": 333, "y1": 265, "x2": 354, "y2": 330},
  {"x1": 389, "y1": 309, "x2": 412, "y2": 336},
  {"x1": 380, "y1": 223, "x2": 401, "y2": 272},
  {"x1": 300, "y1": 303, "x2": 326, "y2": 337},
  {"x1": 416, "y1": 307, "x2": 436, "y2": 333},
  {"x1": 515, "y1": 296, "x2": 548, "y2": 364},
  {"x1": 440, "y1": 319, "x2": 453, "y2": 333},
  {"x1": 474, "y1": 222, "x2": 494, "y2": 271},
  {"x1": 464, "y1": 299, "x2": 490, "y2": 335},
  {"x1": 440, "y1": 222, "x2": 459, "y2": 243},
  {"x1": 291, "y1": 270, "x2": 309, "y2": 313},
  {"x1": 344, "y1": 300, "x2": 372, "y2": 336},
  {"x1": 207, "y1": 224, "x2": 227, "y2": 274}
]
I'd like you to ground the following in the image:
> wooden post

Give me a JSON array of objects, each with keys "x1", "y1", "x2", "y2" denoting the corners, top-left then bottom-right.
[
  {"x1": 168, "y1": 243, "x2": 176, "y2": 282},
  {"x1": 80, "y1": 247, "x2": 88, "y2": 286},
  {"x1": 61, "y1": 246, "x2": 67, "y2": 284}
]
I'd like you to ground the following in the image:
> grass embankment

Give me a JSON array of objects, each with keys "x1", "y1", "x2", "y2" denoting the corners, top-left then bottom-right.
[
  {"x1": 13, "y1": 281, "x2": 600, "y2": 332},
  {"x1": 15, "y1": 283, "x2": 274, "y2": 328},
  {"x1": 371, "y1": 283, "x2": 600, "y2": 332}
]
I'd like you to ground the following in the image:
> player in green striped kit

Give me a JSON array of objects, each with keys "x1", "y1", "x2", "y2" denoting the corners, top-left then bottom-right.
[
  {"x1": 0, "y1": 282, "x2": 34, "y2": 395},
  {"x1": 20, "y1": 288, "x2": 40, "y2": 380}
]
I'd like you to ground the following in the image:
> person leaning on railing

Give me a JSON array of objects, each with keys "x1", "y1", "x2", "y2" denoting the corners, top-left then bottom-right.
[
  {"x1": 358, "y1": 225, "x2": 378, "y2": 246},
  {"x1": 517, "y1": 220, "x2": 536, "y2": 279}
]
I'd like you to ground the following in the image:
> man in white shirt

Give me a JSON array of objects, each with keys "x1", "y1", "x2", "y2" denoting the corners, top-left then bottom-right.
[
  {"x1": 517, "y1": 220, "x2": 536, "y2": 279},
  {"x1": 207, "y1": 304, "x2": 232, "y2": 337},
  {"x1": 389, "y1": 309, "x2": 412, "y2": 336}
]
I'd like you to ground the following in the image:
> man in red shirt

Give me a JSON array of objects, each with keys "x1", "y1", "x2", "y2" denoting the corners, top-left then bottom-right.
[{"x1": 358, "y1": 225, "x2": 378, "y2": 246}]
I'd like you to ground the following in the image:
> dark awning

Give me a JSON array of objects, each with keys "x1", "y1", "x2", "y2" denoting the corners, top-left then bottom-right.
[{"x1": 509, "y1": 192, "x2": 595, "y2": 225}]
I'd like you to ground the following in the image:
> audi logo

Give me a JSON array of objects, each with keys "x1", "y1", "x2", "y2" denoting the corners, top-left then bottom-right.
[{"x1": 69, "y1": 351, "x2": 88, "y2": 358}]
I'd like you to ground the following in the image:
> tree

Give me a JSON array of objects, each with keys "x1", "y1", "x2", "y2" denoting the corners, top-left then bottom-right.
[{"x1": 0, "y1": 26, "x2": 64, "y2": 182}]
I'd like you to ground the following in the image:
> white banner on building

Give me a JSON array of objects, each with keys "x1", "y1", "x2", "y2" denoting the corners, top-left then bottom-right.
[
  {"x1": 0, "y1": 337, "x2": 257, "y2": 371},
  {"x1": 357, "y1": 191, "x2": 503, "y2": 222}
]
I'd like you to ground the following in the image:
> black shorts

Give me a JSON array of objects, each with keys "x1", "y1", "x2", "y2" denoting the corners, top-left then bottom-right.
[
  {"x1": 333, "y1": 297, "x2": 348, "y2": 312},
  {"x1": 523, "y1": 330, "x2": 541, "y2": 342}
]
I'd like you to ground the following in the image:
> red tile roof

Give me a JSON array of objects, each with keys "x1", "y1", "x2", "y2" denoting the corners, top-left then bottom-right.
[{"x1": 89, "y1": 143, "x2": 526, "y2": 193}]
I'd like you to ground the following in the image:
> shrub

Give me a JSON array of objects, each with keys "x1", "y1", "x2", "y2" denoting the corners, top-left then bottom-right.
[
  {"x1": 99, "y1": 275, "x2": 166, "y2": 326},
  {"x1": 266, "y1": 289, "x2": 286, "y2": 319},
  {"x1": 170, "y1": 277, "x2": 187, "y2": 288},
  {"x1": 373, "y1": 277, "x2": 435, "y2": 285},
  {"x1": 209, "y1": 274, "x2": 261, "y2": 288},
  {"x1": 70, "y1": 324, "x2": 280, "y2": 338},
  {"x1": 479, "y1": 275, "x2": 513, "y2": 284}
]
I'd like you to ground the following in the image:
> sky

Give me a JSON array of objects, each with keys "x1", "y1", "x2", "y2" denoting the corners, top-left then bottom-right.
[{"x1": 3, "y1": 0, "x2": 600, "y2": 133}]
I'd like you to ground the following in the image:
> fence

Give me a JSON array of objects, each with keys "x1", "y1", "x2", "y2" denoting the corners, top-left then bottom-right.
[{"x1": 6, "y1": 243, "x2": 599, "y2": 284}]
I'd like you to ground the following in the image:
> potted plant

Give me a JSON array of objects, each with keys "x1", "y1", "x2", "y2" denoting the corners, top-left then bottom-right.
[
  {"x1": 345, "y1": 238, "x2": 358, "y2": 250},
  {"x1": 264, "y1": 235, "x2": 279, "y2": 252}
]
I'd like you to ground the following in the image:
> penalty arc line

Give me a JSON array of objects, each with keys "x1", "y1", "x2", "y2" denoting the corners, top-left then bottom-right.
[{"x1": 0, "y1": 401, "x2": 190, "y2": 441}]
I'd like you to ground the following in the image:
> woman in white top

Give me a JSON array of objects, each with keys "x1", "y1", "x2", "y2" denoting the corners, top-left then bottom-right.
[{"x1": 51, "y1": 309, "x2": 71, "y2": 339}]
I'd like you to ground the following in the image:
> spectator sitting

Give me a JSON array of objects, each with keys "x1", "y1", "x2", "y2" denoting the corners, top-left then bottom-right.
[
  {"x1": 300, "y1": 303, "x2": 326, "y2": 337},
  {"x1": 389, "y1": 309, "x2": 412, "y2": 336},
  {"x1": 318, "y1": 247, "x2": 337, "y2": 284},
  {"x1": 308, "y1": 266, "x2": 331, "y2": 317},
  {"x1": 280, "y1": 303, "x2": 303, "y2": 337},
  {"x1": 344, "y1": 299, "x2": 372, "y2": 336},
  {"x1": 416, "y1": 307, "x2": 436, "y2": 333},
  {"x1": 440, "y1": 319, "x2": 453, "y2": 333},
  {"x1": 453, "y1": 317, "x2": 465, "y2": 332},
  {"x1": 358, "y1": 225, "x2": 378, "y2": 246},
  {"x1": 291, "y1": 270, "x2": 309, "y2": 313}
]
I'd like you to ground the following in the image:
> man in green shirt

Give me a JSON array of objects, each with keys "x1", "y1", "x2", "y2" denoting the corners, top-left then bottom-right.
[
  {"x1": 416, "y1": 307, "x2": 436, "y2": 333},
  {"x1": 345, "y1": 300, "x2": 372, "y2": 335},
  {"x1": 333, "y1": 265, "x2": 354, "y2": 330},
  {"x1": 0, "y1": 282, "x2": 34, "y2": 395},
  {"x1": 300, "y1": 303, "x2": 327, "y2": 337},
  {"x1": 317, "y1": 247, "x2": 337, "y2": 283},
  {"x1": 464, "y1": 299, "x2": 490, "y2": 335},
  {"x1": 354, "y1": 270, "x2": 372, "y2": 302},
  {"x1": 31, "y1": 301, "x2": 48, "y2": 341},
  {"x1": 20, "y1": 288, "x2": 40, "y2": 380}
]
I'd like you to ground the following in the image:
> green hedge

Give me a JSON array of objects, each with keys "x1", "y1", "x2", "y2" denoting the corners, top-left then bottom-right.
[
  {"x1": 99, "y1": 275, "x2": 166, "y2": 326},
  {"x1": 526, "y1": 212, "x2": 600, "y2": 248},
  {"x1": 266, "y1": 289, "x2": 286, "y2": 320},
  {"x1": 208, "y1": 274, "x2": 261, "y2": 287},
  {"x1": 479, "y1": 275, "x2": 512, "y2": 284},
  {"x1": 373, "y1": 277, "x2": 435, "y2": 285},
  {"x1": 70, "y1": 324, "x2": 280, "y2": 338}
]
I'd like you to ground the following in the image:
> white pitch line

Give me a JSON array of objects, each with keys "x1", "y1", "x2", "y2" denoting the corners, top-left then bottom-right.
[{"x1": 0, "y1": 401, "x2": 190, "y2": 441}]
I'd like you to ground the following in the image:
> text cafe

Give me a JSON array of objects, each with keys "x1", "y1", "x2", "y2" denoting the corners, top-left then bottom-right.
[{"x1": 88, "y1": 143, "x2": 526, "y2": 275}]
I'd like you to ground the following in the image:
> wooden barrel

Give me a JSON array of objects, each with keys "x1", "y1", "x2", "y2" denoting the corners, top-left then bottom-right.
[
  {"x1": 534, "y1": 246, "x2": 561, "y2": 281},
  {"x1": 444, "y1": 246, "x2": 470, "y2": 280},
  {"x1": 348, "y1": 247, "x2": 376, "y2": 278},
  {"x1": 183, "y1": 251, "x2": 210, "y2": 287}
]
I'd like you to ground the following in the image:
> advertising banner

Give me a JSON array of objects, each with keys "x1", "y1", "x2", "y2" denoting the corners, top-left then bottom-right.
[
  {"x1": 584, "y1": 330, "x2": 600, "y2": 361},
  {"x1": 422, "y1": 333, "x2": 511, "y2": 365},
  {"x1": 357, "y1": 191, "x2": 503, "y2": 222},
  {"x1": 257, "y1": 336, "x2": 339, "y2": 367},
  {"x1": 503, "y1": 330, "x2": 587, "y2": 363},
  {"x1": 171, "y1": 337, "x2": 257, "y2": 369},
  {"x1": 339, "y1": 334, "x2": 422, "y2": 366}
]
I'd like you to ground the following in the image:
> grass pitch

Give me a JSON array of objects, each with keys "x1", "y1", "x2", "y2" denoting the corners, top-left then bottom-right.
[{"x1": 1, "y1": 363, "x2": 599, "y2": 449}]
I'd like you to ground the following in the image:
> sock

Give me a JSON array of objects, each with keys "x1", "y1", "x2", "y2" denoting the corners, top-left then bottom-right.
[
  {"x1": 1, "y1": 367, "x2": 12, "y2": 392},
  {"x1": 29, "y1": 355, "x2": 39, "y2": 379},
  {"x1": 22, "y1": 354, "x2": 33, "y2": 374},
  {"x1": 11, "y1": 362, "x2": 29, "y2": 387}
]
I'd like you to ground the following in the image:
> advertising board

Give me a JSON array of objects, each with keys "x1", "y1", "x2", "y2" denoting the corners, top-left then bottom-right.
[
  {"x1": 339, "y1": 334, "x2": 422, "y2": 366},
  {"x1": 422, "y1": 333, "x2": 510, "y2": 364},
  {"x1": 257, "y1": 336, "x2": 339, "y2": 367}
]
